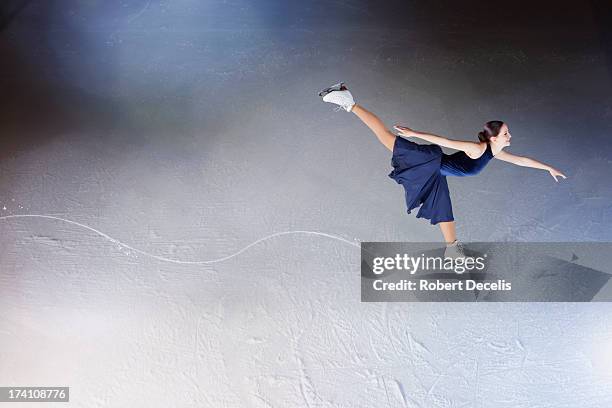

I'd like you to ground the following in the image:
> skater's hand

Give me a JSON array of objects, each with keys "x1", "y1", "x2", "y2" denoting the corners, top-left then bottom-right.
[
  {"x1": 548, "y1": 167, "x2": 567, "y2": 182},
  {"x1": 393, "y1": 125, "x2": 415, "y2": 137}
]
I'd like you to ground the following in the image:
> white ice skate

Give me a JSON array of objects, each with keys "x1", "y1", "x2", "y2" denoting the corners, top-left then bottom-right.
[
  {"x1": 444, "y1": 240, "x2": 466, "y2": 260},
  {"x1": 319, "y1": 82, "x2": 356, "y2": 112}
]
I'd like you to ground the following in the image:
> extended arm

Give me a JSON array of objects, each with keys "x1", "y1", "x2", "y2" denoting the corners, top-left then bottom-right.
[
  {"x1": 394, "y1": 125, "x2": 482, "y2": 157},
  {"x1": 495, "y1": 151, "x2": 567, "y2": 182}
]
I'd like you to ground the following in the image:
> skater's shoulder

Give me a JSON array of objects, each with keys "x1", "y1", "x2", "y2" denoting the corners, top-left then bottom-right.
[
  {"x1": 464, "y1": 142, "x2": 489, "y2": 159},
  {"x1": 446, "y1": 140, "x2": 483, "y2": 158}
]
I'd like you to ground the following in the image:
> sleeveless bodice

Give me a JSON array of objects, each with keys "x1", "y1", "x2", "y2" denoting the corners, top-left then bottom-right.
[{"x1": 440, "y1": 142, "x2": 494, "y2": 177}]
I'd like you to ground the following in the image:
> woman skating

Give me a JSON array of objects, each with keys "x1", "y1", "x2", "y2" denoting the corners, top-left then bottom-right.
[{"x1": 319, "y1": 82, "x2": 567, "y2": 256}]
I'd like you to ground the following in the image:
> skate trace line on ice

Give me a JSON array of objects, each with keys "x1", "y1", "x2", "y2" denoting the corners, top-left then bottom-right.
[{"x1": 0, "y1": 214, "x2": 361, "y2": 265}]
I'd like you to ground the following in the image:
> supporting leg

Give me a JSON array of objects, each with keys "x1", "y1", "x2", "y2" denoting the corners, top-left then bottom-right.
[
  {"x1": 351, "y1": 104, "x2": 396, "y2": 152},
  {"x1": 438, "y1": 221, "x2": 457, "y2": 244}
]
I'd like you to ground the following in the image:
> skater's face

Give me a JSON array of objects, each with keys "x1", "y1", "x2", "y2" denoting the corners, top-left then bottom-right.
[{"x1": 492, "y1": 123, "x2": 511, "y2": 147}]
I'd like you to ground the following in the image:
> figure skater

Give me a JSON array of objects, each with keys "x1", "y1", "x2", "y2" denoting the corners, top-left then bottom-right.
[{"x1": 319, "y1": 82, "x2": 567, "y2": 257}]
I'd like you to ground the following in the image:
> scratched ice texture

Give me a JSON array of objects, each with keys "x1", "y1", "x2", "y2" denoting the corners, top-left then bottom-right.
[{"x1": 1, "y1": 1, "x2": 612, "y2": 407}]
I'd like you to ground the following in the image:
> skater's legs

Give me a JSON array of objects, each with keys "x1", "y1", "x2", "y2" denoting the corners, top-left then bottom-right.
[
  {"x1": 438, "y1": 221, "x2": 457, "y2": 244},
  {"x1": 351, "y1": 100, "x2": 455, "y2": 239},
  {"x1": 352, "y1": 104, "x2": 396, "y2": 152}
]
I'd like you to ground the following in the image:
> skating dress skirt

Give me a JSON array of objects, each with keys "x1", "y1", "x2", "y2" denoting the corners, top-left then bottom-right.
[{"x1": 388, "y1": 136, "x2": 494, "y2": 225}]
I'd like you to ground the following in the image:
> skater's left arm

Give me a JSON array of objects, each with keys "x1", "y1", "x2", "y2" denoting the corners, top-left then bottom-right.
[
  {"x1": 393, "y1": 126, "x2": 482, "y2": 157},
  {"x1": 494, "y1": 151, "x2": 567, "y2": 182}
]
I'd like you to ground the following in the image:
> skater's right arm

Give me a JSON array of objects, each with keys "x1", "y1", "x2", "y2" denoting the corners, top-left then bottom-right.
[{"x1": 394, "y1": 126, "x2": 482, "y2": 157}]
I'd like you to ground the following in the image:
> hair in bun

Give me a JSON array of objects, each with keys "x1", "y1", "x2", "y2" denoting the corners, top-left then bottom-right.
[{"x1": 478, "y1": 121, "x2": 504, "y2": 142}]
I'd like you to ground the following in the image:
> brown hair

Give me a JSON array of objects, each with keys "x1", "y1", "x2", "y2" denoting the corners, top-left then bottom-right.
[{"x1": 478, "y1": 121, "x2": 504, "y2": 142}]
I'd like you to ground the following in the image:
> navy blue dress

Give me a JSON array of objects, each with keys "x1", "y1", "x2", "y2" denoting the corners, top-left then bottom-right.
[{"x1": 388, "y1": 136, "x2": 494, "y2": 225}]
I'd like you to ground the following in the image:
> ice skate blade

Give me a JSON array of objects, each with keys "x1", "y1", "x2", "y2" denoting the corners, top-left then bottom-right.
[{"x1": 318, "y1": 82, "x2": 347, "y2": 97}]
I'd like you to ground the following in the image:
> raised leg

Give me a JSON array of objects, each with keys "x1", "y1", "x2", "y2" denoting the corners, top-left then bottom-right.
[
  {"x1": 438, "y1": 221, "x2": 457, "y2": 244},
  {"x1": 351, "y1": 104, "x2": 396, "y2": 152}
]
